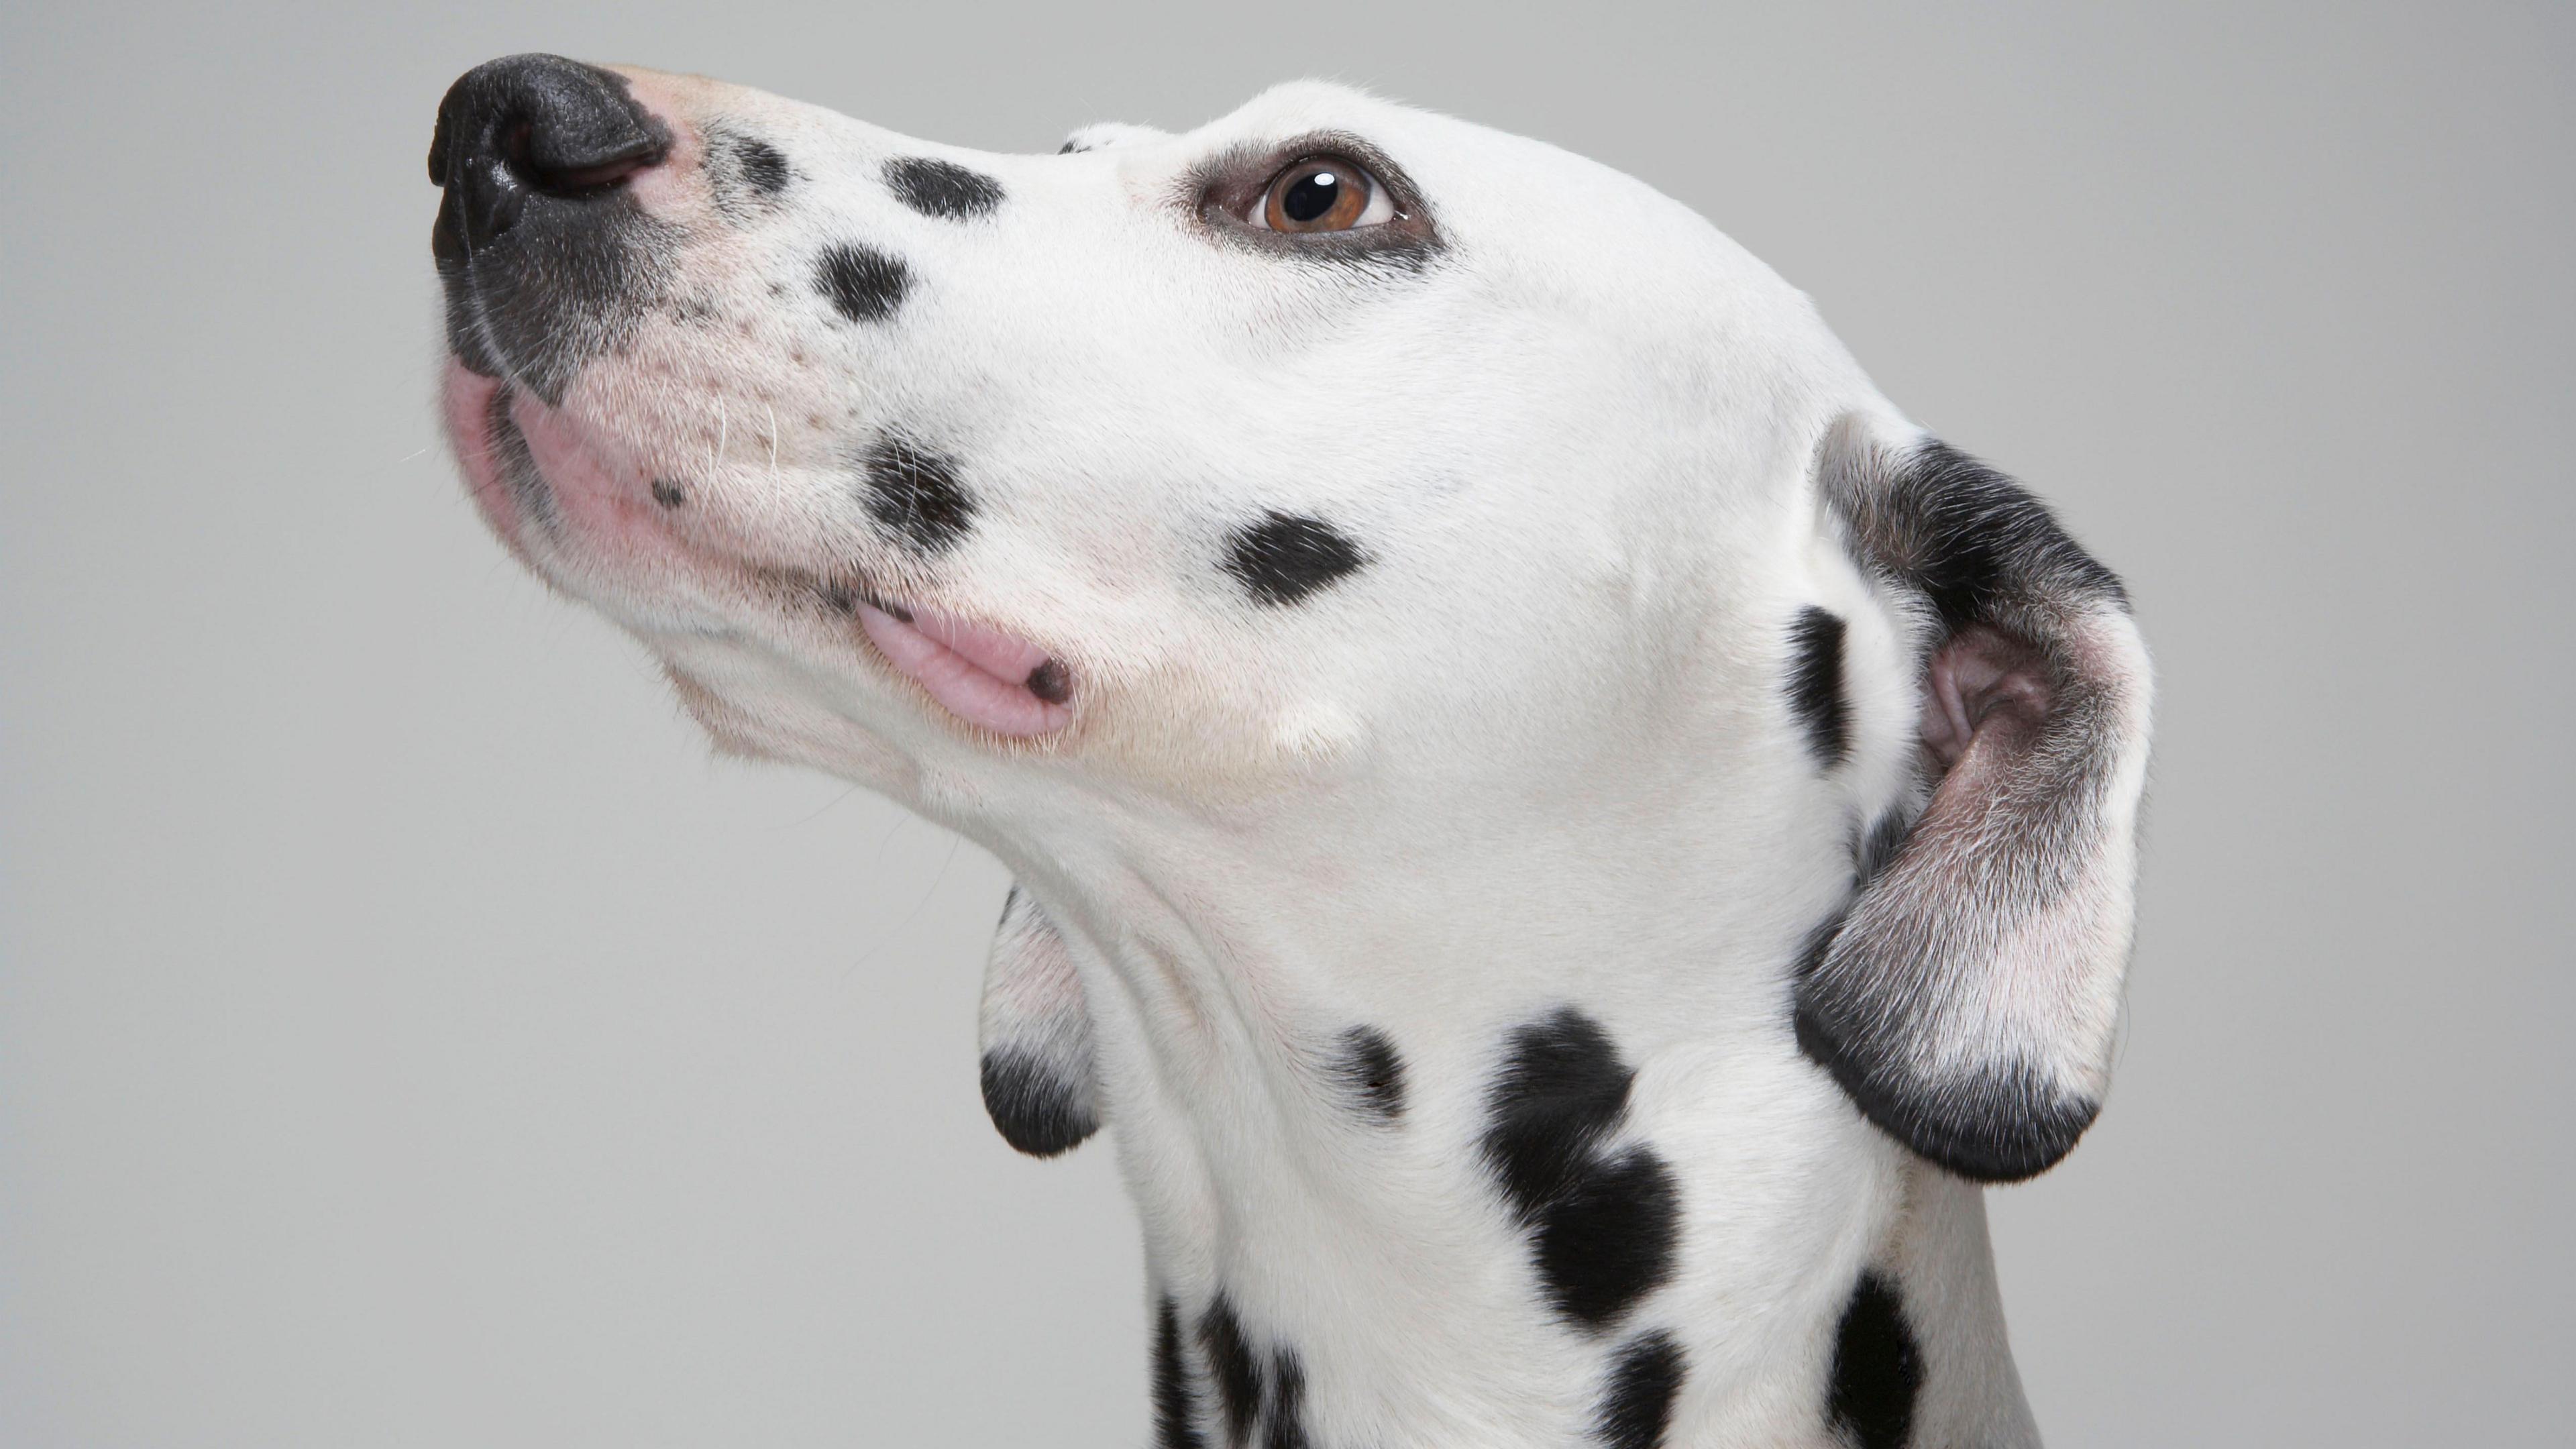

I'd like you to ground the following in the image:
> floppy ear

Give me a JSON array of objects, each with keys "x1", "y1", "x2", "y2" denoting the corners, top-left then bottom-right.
[
  {"x1": 1794, "y1": 414, "x2": 2153, "y2": 1183},
  {"x1": 979, "y1": 887, "x2": 1102, "y2": 1157}
]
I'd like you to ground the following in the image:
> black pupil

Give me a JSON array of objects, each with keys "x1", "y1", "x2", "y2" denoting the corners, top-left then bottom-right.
[{"x1": 1283, "y1": 168, "x2": 1344, "y2": 223}]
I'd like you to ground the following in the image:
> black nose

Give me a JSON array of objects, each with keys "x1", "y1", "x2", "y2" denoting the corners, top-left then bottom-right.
[{"x1": 428, "y1": 54, "x2": 669, "y2": 254}]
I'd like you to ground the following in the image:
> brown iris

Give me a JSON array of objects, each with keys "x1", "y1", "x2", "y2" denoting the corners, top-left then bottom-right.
[{"x1": 1263, "y1": 158, "x2": 1373, "y2": 232}]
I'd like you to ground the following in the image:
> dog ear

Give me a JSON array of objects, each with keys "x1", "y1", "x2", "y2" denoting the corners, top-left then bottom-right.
[
  {"x1": 979, "y1": 887, "x2": 1102, "y2": 1157},
  {"x1": 1794, "y1": 415, "x2": 2154, "y2": 1182}
]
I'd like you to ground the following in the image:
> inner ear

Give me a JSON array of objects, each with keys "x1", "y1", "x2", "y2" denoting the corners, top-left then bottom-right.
[{"x1": 1921, "y1": 624, "x2": 2053, "y2": 769}]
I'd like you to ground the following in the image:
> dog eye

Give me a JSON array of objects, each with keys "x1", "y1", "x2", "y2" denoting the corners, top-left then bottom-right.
[{"x1": 1249, "y1": 156, "x2": 1396, "y2": 233}]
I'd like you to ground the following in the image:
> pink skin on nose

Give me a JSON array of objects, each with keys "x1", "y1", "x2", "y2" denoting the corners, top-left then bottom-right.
[{"x1": 598, "y1": 68, "x2": 703, "y2": 213}]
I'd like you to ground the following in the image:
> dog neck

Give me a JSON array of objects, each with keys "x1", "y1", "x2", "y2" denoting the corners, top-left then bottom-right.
[{"x1": 969, "y1": 755, "x2": 2041, "y2": 1447}]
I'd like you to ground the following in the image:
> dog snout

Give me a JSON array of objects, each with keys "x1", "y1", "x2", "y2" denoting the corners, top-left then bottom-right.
[
  {"x1": 429, "y1": 54, "x2": 668, "y2": 256},
  {"x1": 429, "y1": 56, "x2": 678, "y2": 404}
]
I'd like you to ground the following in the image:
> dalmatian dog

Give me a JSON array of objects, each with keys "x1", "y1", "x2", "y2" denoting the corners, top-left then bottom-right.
[{"x1": 428, "y1": 54, "x2": 2151, "y2": 1449}]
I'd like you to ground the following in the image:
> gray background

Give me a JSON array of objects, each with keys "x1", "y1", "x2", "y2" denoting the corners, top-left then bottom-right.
[{"x1": 3, "y1": 1, "x2": 2567, "y2": 1444}]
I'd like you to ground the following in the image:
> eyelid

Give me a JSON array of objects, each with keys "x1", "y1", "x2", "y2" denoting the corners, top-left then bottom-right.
[{"x1": 1189, "y1": 134, "x2": 1439, "y2": 261}]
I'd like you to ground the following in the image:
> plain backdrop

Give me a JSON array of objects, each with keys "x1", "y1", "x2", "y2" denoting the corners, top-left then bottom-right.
[{"x1": 3, "y1": 2, "x2": 2569, "y2": 1444}]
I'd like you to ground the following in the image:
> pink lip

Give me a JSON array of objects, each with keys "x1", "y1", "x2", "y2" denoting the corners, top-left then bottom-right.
[
  {"x1": 856, "y1": 601, "x2": 1074, "y2": 739},
  {"x1": 440, "y1": 363, "x2": 1071, "y2": 740},
  {"x1": 440, "y1": 362, "x2": 523, "y2": 543}
]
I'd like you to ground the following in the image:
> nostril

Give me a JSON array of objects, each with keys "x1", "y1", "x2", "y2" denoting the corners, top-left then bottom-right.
[
  {"x1": 429, "y1": 54, "x2": 669, "y2": 244},
  {"x1": 501, "y1": 119, "x2": 657, "y2": 197}
]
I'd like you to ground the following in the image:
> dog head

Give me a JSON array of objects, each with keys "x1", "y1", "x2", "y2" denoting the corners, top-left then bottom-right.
[{"x1": 430, "y1": 56, "x2": 2150, "y2": 1181}]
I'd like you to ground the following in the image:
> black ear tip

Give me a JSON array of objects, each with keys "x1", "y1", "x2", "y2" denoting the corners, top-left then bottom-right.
[
  {"x1": 979, "y1": 1049, "x2": 1101, "y2": 1158},
  {"x1": 1794, "y1": 1000, "x2": 2100, "y2": 1183}
]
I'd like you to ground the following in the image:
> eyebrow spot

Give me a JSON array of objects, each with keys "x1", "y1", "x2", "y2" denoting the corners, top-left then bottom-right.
[
  {"x1": 884, "y1": 156, "x2": 1005, "y2": 220},
  {"x1": 737, "y1": 138, "x2": 790, "y2": 195}
]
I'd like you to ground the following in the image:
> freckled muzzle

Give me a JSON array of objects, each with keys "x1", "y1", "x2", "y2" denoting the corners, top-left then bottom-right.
[
  {"x1": 427, "y1": 59, "x2": 1071, "y2": 732},
  {"x1": 429, "y1": 56, "x2": 1081, "y2": 741}
]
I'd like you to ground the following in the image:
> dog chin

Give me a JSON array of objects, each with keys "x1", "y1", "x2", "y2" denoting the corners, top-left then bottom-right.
[{"x1": 439, "y1": 357, "x2": 685, "y2": 564}]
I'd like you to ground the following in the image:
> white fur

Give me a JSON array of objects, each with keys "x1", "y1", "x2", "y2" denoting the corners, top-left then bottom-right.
[{"x1": 441, "y1": 69, "x2": 2154, "y2": 1446}]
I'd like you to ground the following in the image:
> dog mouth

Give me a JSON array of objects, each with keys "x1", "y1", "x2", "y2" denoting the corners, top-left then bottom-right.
[
  {"x1": 845, "y1": 593, "x2": 1075, "y2": 739},
  {"x1": 441, "y1": 361, "x2": 1075, "y2": 739}
]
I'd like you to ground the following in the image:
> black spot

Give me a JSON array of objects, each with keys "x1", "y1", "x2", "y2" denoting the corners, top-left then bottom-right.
[
  {"x1": 814, "y1": 242, "x2": 910, "y2": 323},
  {"x1": 855, "y1": 435, "x2": 976, "y2": 552},
  {"x1": 1484, "y1": 1010, "x2": 1636, "y2": 1219},
  {"x1": 1198, "y1": 1297, "x2": 1263, "y2": 1448},
  {"x1": 1532, "y1": 1147, "x2": 1681, "y2": 1330},
  {"x1": 1482, "y1": 1009, "x2": 1679, "y2": 1330},
  {"x1": 702, "y1": 128, "x2": 793, "y2": 219},
  {"x1": 1263, "y1": 1349, "x2": 1309, "y2": 1449},
  {"x1": 885, "y1": 156, "x2": 1006, "y2": 220},
  {"x1": 978, "y1": 1049, "x2": 1097, "y2": 1157},
  {"x1": 1825, "y1": 1273, "x2": 1922, "y2": 1449},
  {"x1": 649, "y1": 477, "x2": 686, "y2": 508},
  {"x1": 1786, "y1": 607, "x2": 1850, "y2": 767},
  {"x1": 1189, "y1": 1298, "x2": 1320, "y2": 1449},
  {"x1": 1594, "y1": 1330, "x2": 1686, "y2": 1449},
  {"x1": 1331, "y1": 1026, "x2": 1407, "y2": 1122},
  {"x1": 1224, "y1": 511, "x2": 1367, "y2": 606},
  {"x1": 737, "y1": 138, "x2": 790, "y2": 195},
  {"x1": 1026, "y1": 658, "x2": 1072, "y2": 704},
  {"x1": 1153, "y1": 1296, "x2": 1207, "y2": 1449},
  {"x1": 1057, "y1": 138, "x2": 1089, "y2": 155}
]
